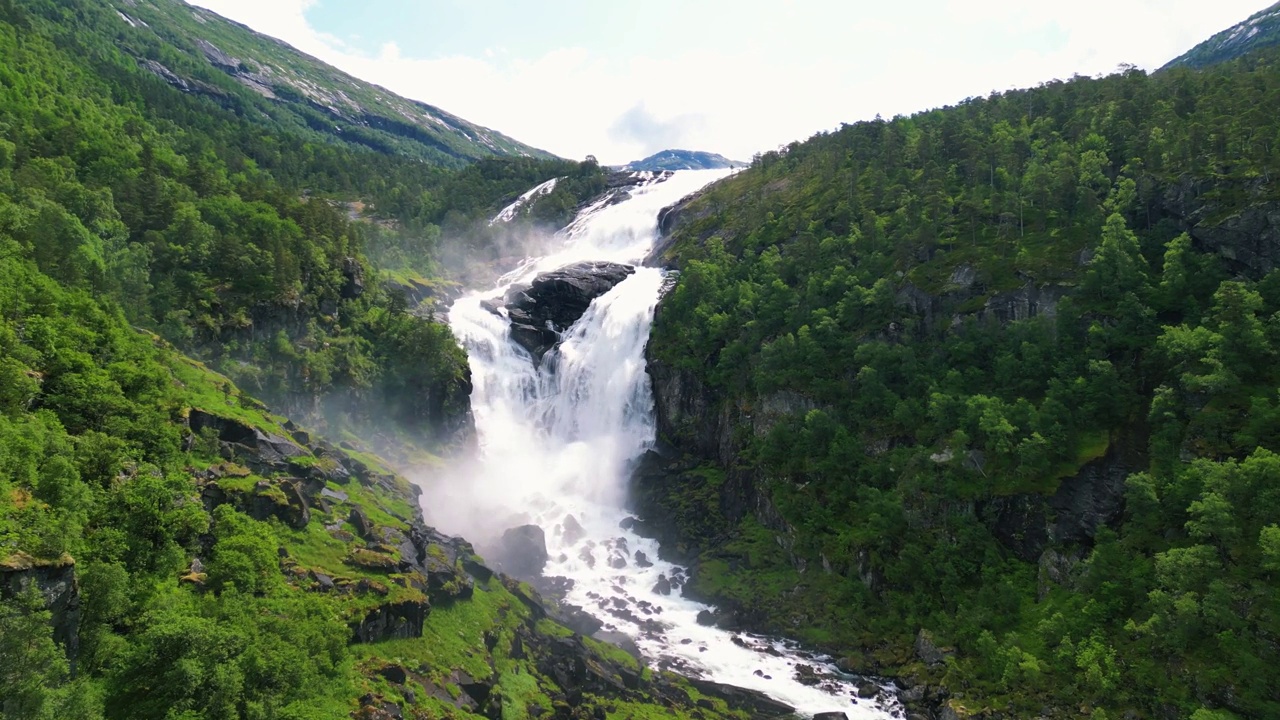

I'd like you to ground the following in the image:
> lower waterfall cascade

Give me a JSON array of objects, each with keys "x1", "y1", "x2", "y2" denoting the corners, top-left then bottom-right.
[{"x1": 436, "y1": 170, "x2": 899, "y2": 718}]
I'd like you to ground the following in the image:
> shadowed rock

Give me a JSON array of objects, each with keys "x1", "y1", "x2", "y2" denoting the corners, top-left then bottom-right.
[
  {"x1": 685, "y1": 678, "x2": 796, "y2": 717},
  {"x1": 499, "y1": 261, "x2": 635, "y2": 362},
  {"x1": 494, "y1": 524, "x2": 549, "y2": 580},
  {"x1": 1, "y1": 553, "x2": 79, "y2": 667}
]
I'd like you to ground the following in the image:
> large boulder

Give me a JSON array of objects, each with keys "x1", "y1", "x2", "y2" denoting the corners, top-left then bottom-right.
[
  {"x1": 499, "y1": 261, "x2": 635, "y2": 361},
  {"x1": 493, "y1": 525, "x2": 549, "y2": 580}
]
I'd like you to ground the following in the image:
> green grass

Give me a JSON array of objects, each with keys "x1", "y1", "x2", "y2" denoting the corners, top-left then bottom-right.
[
  {"x1": 534, "y1": 618, "x2": 574, "y2": 639},
  {"x1": 1040, "y1": 429, "x2": 1112, "y2": 492},
  {"x1": 167, "y1": 352, "x2": 295, "y2": 440},
  {"x1": 343, "y1": 482, "x2": 415, "y2": 530},
  {"x1": 1073, "y1": 430, "x2": 1111, "y2": 467},
  {"x1": 213, "y1": 473, "x2": 262, "y2": 494},
  {"x1": 283, "y1": 523, "x2": 355, "y2": 573},
  {"x1": 497, "y1": 668, "x2": 551, "y2": 720},
  {"x1": 355, "y1": 580, "x2": 511, "y2": 684}
]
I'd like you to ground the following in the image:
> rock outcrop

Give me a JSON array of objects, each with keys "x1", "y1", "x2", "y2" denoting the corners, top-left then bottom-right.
[
  {"x1": 1161, "y1": 176, "x2": 1280, "y2": 279},
  {"x1": 188, "y1": 408, "x2": 306, "y2": 467},
  {"x1": 351, "y1": 598, "x2": 430, "y2": 644},
  {"x1": 977, "y1": 434, "x2": 1143, "y2": 563},
  {"x1": 494, "y1": 261, "x2": 635, "y2": 362},
  {"x1": 685, "y1": 678, "x2": 796, "y2": 717},
  {"x1": 0, "y1": 553, "x2": 80, "y2": 666}
]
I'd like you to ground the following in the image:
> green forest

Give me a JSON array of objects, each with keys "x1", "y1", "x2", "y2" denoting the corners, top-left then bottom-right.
[{"x1": 645, "y1": 42, "x2": 1280, "y2": 720}]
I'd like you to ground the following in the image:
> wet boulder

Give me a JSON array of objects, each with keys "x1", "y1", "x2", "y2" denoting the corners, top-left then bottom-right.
[
  {"x1": 493, "y1": 524, "x2": 549, "y2": 580},
  {"x1": 553, "y1": 603, "x2": 604, "y2": 636},
  {"x1": 651, "y1": 574, "x2": 672, "y2": 595},
  {"x1": 561, "y1": 514, "x2": 586, "y2": 544},
  {"x1": 501, "y1": 261, "x2": 635, "y2": 361}
]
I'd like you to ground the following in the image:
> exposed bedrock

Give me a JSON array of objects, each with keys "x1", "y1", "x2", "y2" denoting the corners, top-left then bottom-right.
[{"x1": 486, "y1": 260, "x2": 635, "y2": 362}]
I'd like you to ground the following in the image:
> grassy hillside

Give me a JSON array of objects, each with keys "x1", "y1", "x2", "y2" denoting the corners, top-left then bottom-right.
[{"x1": 644, "y1": 48, "x2": 1280, "y2": 718}]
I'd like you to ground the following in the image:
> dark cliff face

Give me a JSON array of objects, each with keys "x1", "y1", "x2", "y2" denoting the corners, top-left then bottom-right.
[
  {"x1": 646, "y1": 357, "x2": 726, "y2": 463},
  {"x1": 638, "y1": 270, "x2": 1145, "y2": 573},
  {"x1": 1, "y1": 555, "x2": 80, "y2": 666},
  {"x1": 978, "y1": 432, "x2": 1146, "y2": 564},
  {"x1": 638, "y1": 329, "x2": 802, "y2": 570},
  {"x1": 1161, "y1": 176, "x2": 1280, "y2": 277}
]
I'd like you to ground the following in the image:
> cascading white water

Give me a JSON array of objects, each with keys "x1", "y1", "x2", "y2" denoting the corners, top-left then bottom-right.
[{"x1": 438, "y1": 170, "x2": 898, "y2": 718}]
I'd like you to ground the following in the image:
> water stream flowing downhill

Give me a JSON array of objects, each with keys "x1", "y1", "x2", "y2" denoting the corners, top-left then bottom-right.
[{"x1": 438, "y1": 170, "x2": 899, "y2": 718}]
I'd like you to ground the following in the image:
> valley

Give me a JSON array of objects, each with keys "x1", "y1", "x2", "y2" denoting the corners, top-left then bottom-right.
[{"x1": 4, "y1": 1, "x2": 1280, "y2": 719}]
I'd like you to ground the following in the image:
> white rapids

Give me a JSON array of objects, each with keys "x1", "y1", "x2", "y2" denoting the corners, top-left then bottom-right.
[{"x1": 439, "y1": 170, "x2": 899, "y2": 718}]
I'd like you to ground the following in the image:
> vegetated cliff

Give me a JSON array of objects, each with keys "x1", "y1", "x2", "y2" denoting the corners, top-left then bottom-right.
[{"x1": 635, "y1": 49, "x2": 1280, "y2": 719}]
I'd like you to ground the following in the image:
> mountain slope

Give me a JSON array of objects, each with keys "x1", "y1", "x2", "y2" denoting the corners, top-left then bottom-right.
[
  {"x1": 1162, "y1": 1, "x2": 1280, "y2": 69},
  {"x1": 640, "y1": 53, "x2": 1280, "y2": 719},
  {"x1": 625, "y1": 149, "x2": 744, "y2": 172},
  {"x1": 82, "y1": 0, "x2": 550, "y2": 164}
]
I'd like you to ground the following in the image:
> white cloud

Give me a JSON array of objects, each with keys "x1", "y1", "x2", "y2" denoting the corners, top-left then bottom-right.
[{"x1": 187, "y1": 0, "x2": 1269, "y2": 164}]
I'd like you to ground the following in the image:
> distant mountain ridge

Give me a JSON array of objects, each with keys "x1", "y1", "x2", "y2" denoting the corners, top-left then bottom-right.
[
  {"x1": 102, "y1": 0, "x2": 551, "y2": 165},
  {"x1": 1163, "y1": 1, "x2": 1280, "y2": 70},
  {"x1": 624, "y1": 149, "x2": 745, "y2": 172}
]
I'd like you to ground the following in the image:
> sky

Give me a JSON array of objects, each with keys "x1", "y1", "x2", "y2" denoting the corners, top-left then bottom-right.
[{"x1": 186, "y1": 0, "x2": 1272, "y2": 165}]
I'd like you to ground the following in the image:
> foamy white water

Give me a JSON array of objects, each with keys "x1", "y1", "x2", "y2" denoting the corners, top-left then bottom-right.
[
  {"x1": 490, "y1": 176, "x2": 561, "y2": 225},
  {"x1": 441, "y1": 170, "x2": 898, "y2": 718}
]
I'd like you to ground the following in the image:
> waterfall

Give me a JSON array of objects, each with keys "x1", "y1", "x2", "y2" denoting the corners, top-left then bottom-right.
[{"x1": 434, "y1": 170, "x2": 898, "y2": 718}]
